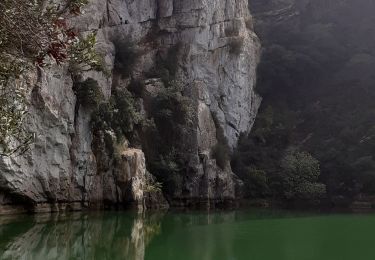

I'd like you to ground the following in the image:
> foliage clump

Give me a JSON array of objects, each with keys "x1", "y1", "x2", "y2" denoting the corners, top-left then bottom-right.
[
  {"x1": 279, "y1": 150, "x2": 326, "y2": 200},
  {"x1": 239, "y1": 0, "x2": 375, "y2": 202},
  {"x1": 91, "y1": 87, "x2": 145, "y2": 144},
  {"x1": 128, "y1": 79, "x2": 145, "y2": 98},
  {"x1": 147, "y1": 43, "x2": 182, "y2": 86},
  {"x1": 144, "y1": 69, "x2": 193, "y2": 196},
  {"x1": 74, "y1": 78, "x2": 104, "y2": 108},
  {"x1": 232, "y1": 121, "x2": 326, "y2": 201},
  {"x1": 152, "y1": 80, "x2": 194, "y2": 128},
  {"x1": 229, "y1": 37, "x2": 244, "y2": 55},
  {"x1": 0, "y1": 0, "x2": 106, "y2": 156},
  {"x1": 242, "y1": 167, "x2": 269, "y2": 198},
  {"x1": 113, "y1": 38, "x2": 140, "y2": 78}
]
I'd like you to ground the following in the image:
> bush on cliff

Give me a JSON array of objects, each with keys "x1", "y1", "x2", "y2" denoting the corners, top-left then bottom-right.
[
  {"x1": 144, "y1": 79, "x2": 194, "y2": 195},
  {"x1": 229, "y1": 37, "x2": 244, "y2": 55},
  {"x1": 0, "y1": 0, "x2": 104, "y2": 156},
  {"x1": 113, "y1": 38, "x2": 140, "y2": 78},
  {"x1": 146, "y1": 43, "x2": 182, "y2": 85},
  {"x1": 128, "y1": 79, "x2": 146, "y2": 98},
  {"x1": 151, "y1": 80, "x2": 194, "y2": 139},
  {"x1": 91, "y1": 88, "x2": 143, "y2": 141},
  {"x1": 74, "y1": 78, "x2": 104, "y2": 108}
]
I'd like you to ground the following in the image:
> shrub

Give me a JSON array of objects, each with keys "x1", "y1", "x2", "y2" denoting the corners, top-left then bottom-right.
[
  {"x1": 152, "y1": 80, "x2": 193, "y2": 127},
  {"x1": 144, "y1": 81, "x2": 193, "y2": 193},
  {"x1": 128, "y1": 79, "x2": 145, "y2": 98},
  {"x1": 281, "y1": 150, "x2": 320, "y2": 183},
  {"x1": 279, "y1": 149, "x2": 326, "y2": 200},
  {"x1": 68, "y1": 32, "x2": 109, "y2": 76},
  {"x1": 229, "y1": 37, "x2": 244, "y2": 55},
  {"x1": 294, "y1": 182, "x2": 326, "y2": 200},
  {"x1": 113, "y1": 38, "x2": 139, "y2": 78},
  {"x1": 147, "y1": 80, "x2": 193, "y2": 174},
  {"x1": 144, "y1": 181, "x2": 163, "y2": 193},
  {"x1": 74, "y1": 78, "x2": 104, "y2": 108},
  {"x1": 147, "y1": 43, "x2": 183, "y2": 85},
  {"x1": 0, "y1": 0, "x2": 103, "y2": 156},
  {"x1": 91, "y1": 102, "x2": 114, "y2": 131},
  {"x1": 243, "y1": 167, "x2": 269, "y2": 198},
  {"x1": 147, "y1": 150, "x2": 183, "y2": 196},
  {"x1": 111, "y1": 88, "x2": 143, "y2": 136},
  {"x1": 91, "y1": 88, "x2": 143, "y2": 142}
]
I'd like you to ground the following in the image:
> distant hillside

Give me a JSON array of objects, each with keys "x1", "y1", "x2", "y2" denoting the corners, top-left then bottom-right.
[{"x1": 235, "y1": 0, "x2": 375, "y2": 205}]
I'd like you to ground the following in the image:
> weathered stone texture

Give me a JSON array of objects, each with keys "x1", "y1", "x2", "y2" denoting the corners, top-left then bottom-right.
[{"x1": 0, "y1": 0, "x2": 260, "y2": 213}]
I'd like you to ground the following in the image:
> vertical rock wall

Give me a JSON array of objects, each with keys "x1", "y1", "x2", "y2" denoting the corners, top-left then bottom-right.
[{"x1": 0, "y1": 0, "x2": 260, "y2": 214}]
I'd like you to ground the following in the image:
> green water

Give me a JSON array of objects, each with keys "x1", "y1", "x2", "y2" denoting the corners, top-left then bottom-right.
[{"x1": 1, "y1": 210, "x2": 375, "y2": 260}]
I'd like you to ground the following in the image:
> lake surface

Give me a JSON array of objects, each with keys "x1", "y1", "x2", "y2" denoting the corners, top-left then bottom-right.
[{"x1": 1, "y1": 209, "x2": 375, "y2": 260}]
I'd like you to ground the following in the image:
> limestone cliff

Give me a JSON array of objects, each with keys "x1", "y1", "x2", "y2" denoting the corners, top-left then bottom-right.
[{"x1": 0, "y1": 0, "x2": 260, "y2": 214}]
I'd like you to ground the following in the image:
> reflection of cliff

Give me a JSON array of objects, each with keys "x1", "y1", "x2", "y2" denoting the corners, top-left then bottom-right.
[{"x1": 0, "y1": 212, "x2": 163, "y2": 260}]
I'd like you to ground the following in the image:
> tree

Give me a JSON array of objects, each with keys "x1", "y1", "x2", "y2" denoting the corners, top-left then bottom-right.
[
  {"x1": 279, "y1": 150, "x2": 326, "y2": 200},
  {"x1": 0, "y1": 0, "x2": 105, "y2": 156}
]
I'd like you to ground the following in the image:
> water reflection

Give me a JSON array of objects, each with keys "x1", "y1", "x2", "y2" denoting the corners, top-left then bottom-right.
[
  {"x1": 0, "y1": 212, "x2": 163, "y2": 260},
  {"x1": 2, "y1": 210, "x2": 375, "y2": 260}
]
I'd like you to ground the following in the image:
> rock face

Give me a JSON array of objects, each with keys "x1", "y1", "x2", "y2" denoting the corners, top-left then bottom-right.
[
  {"x1": 0, "y1": 0, "x2": 260, "y2": 214},
  {"x1": 249, "y1": 0, "x2": 303, "y2": 36}
]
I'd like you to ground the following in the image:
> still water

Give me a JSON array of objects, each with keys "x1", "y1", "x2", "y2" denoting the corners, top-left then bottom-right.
[{"x1": 0, "y1": 209, "x2": 375, "y2": 260}]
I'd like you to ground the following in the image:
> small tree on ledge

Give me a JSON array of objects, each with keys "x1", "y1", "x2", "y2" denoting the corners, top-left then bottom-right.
[{"x1": 0, "y1": 0, "x2": 106, "y2": 156}]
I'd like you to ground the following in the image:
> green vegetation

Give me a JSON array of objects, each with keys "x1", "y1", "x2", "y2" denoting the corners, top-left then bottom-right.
[
  {"x1": 128, "y1": 79, "x2": 145, "y2": 98},
  {"x1": 0, "y1": 0, "x2": 104, "y2": 156},
  {"x1": 86, "y1": 41, "x2": 193, "y2": 198},
  {"x1": 91, "y1": 87, "x2": 143, "y2": 140},
  {"x1": 69, "y1": 32, "x2": 108, "y2": 76},
  {"x1": 146, "y1": 42, "x2": 182, "y2": 86},
  {"x1": 113, "y1": 38, "x2": 140, "y2": 78},
  {"x1": 279, "y1": 150, "x2": 326, "y2": 200},
  {"x1": 74, "y1": 78, "x2": 104, "y2": 108},
  {"x1": 151, "y1": 80, "x2": 193, "y2": 128},
  {"x1": 229, "y1": 37, "x2": 244, "y2": 55},
  {"x1": 90, "y1": 85, "x2": 147, "y2": 168},
  {"x1": 147, "y1": 80, "x2": 194, "y2": 194},
  {"x1": 130, "y1": 44, "x2": 195, "y2": 196},
  {"x1": 242, "y1": 167, "x2": 269, "y2": 198},
  {"x1": 236, "y1": 0, "x2": 375, "y2": 203},
  {"x1": 89, "y1": 42, "x2": 192, "y2": 198}
]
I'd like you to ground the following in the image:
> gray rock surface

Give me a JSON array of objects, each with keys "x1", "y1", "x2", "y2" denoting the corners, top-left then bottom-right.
[{"x1": 0, "y1": 0, "x2": 260, "y2": 214}]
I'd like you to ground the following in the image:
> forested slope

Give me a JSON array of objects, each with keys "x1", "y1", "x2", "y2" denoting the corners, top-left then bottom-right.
[{"x1": 235, "y1": 0, "x2": 375, "y2": 205}]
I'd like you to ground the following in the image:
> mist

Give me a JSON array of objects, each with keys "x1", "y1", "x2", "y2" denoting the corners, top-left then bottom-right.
[{"x1": 233, "y1": 0, "x2": 375, "y2": 203}]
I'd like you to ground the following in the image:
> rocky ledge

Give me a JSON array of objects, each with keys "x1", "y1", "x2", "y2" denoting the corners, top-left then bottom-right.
[{"x1": 0, "y1": 0, "x2": 260, "y2": 214}]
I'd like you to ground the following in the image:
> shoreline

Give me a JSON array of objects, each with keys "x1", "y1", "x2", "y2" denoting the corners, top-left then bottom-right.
[{"x1": 2, "y1": 197, "x2": 374, "y2": 217}]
